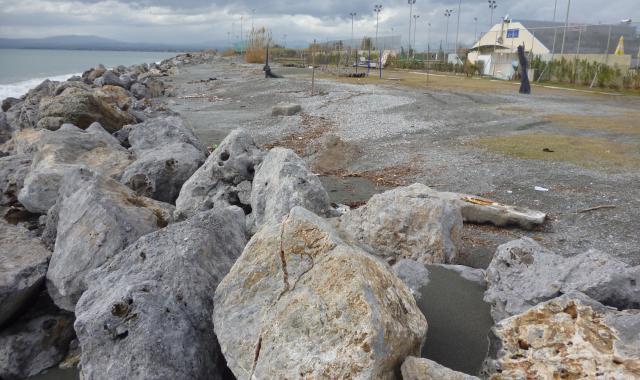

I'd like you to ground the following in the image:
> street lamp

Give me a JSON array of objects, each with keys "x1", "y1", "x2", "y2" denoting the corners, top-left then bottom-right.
[
  {"x1": 454, "y1": 0, "x2": 462, "y2": 57},
  {"x1": 427, "y1": 22, "x2": 432, "y2": 59},
  {"x1": 349, "y1": 12, "x2": 357, "y2": 48},
  {"x1": 413, "y1": 14, "x2": 420, "y2": 55},
  {"x1": 374, "y1": 5, "x2": 383, "y2": 51},
  {"x1": 474, "y1": 17, "x2": 478, "y2": 41},
  {"x1": 560, "y1": 0, "x2": 571, "y2": 55},
  {"x1": 444, "y1": 9, "x2": 454, "y2": 55},
  {"x1": 408, "y1": 0, "x2": 417, "y2": 53},
  {"x1": 488, "y1": 1, "x2": 497, "y2": 27}
]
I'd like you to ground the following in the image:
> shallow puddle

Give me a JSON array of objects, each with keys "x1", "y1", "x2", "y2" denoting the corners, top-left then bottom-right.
[
  {"x1": 419, "y1": 265, "x2": 493, "y2": 376},
  {"x1": 319, "y1": 175, "x2": 389, "y2": 205}
]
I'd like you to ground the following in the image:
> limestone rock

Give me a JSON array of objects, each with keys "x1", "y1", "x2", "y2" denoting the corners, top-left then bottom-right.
[
  {"x1": 130, "y1": 82, "x2": 149, "y2": 99},
  {"x1": 272, "y1": 102, "x2": 302, "y2": 116},
  {"x1": 0, "y1": 220, "x2": 51, "y2": 327},
  {"x1": 75, "y1": 207, "x2": 246, "y2": 380},
  {"x1": 46, "y1": 168, "x2": 174, "y2": 311},
  {"x1": 0, "y1": 292, "x2": 75, "y2": 380},
  {"x1": 213, "y1": 207, "x2": 427, "y2": 379},
  {"x1": 391, "y1": 259, "x2": 430, "y2": 300},
  {"x1": 435, "y1": 264, "x2": 486, "y2": 287},
  {"x1": 17, "y1": 123, "x2": 132, "y2": 213},
  {"x1": 100, "y1": 70, "x2": 124, "y2": 88},
  {"x1": 483, "y1": 292, "x2": 640, "y2": 379},
  {"x1": 484, "y1": 237, "x2": 640, "y2": 322},
  {"x1": 337, "y1": 184, "x2": 463, "y2": 265},
  {"x1": 5, "y1": 80, "x2": 57, "y2": 130},
  {"x1": 2, "y1": 97, "x2": 21, "y2": 112},
  {"x1": 401, "y1": 357, "x2": 480, "y2": 380},
  {"x1": 175, "y1": 129, "x2": 262, "y2": 220},
  {"x1": 83, "y1": 65, "x2": 106, "y2": 83},
  {"x1": 36, "y1": 88, "x2": 135, "y2": 132},
  {"x1": 120, "y1": 117, "x2": 207, "y2": 203},
  {"x1": 94, "y1": 85, "x2": 133, "y2": 110},
  {"x1": 144, "y1": 78, "x2": 165, "y2": 97},
  {"x1": 0, "y1": 112, "x2": 14, "y2": 144},
  {"x1": 0, "y1": 154, "x2": 31, "y2": 206},
  {"x1": 250, "y1": 147, "x2": 330, "y2": 230}
]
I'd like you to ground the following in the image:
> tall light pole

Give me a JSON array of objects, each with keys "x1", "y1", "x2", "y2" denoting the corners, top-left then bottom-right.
[
  {"x1": 408, "y1": 0, "x2": 417, "y2": 53},
  {"x1": 454, "y1": 0, "x2": 462, "y2": 57},
  {"x1": 444, "y1": 9, "x2": 454, "y2": 55},
  {"x1": 427, "y1": 22, "x2": 432, "y2": 58},
  {"x1": 474, "y1": 17, "x2": 478, "y2": 41},
  {"x1": 374, "y1": 5, "x2": 383, "y2": 51},
  {"x1": 550, "y1": 0, "x2": 559, "y2": 58},
  {"x1": 240, "y1": 16, "x2": 244, "y2": 55},
  {"x1": 413, "y1": 15, "x2": 420, "y2": 55},
  {"x1": 560, "y1": 0, "x2": 571, "y2": 55},
  {"x1": 488, "y1": 1, "x2": 497, "y2": 27},
  {"x1": 349, "y1": 12, "x2": 357, "y2": 48}
]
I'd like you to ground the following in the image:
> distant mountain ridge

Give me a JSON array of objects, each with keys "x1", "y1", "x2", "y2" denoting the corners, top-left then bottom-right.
[{"x1": 0, "y1": 35, "x2": 222, "y2": 52}]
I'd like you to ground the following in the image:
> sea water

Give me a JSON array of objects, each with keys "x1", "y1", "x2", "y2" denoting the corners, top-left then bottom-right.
[{"x1": 0, "y1": 49, "x2": 179, "y2": 99}]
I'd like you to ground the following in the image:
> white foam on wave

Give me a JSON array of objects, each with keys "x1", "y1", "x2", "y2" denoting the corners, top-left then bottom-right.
[{"x1": 0, "y1": 73, "x2": 82, "y2": 100}]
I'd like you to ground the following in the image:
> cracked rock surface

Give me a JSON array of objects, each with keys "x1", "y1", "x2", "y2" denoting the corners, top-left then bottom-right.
[
  {"x1": 213, "y1": 206, "x2": 427, "y2": 379},
  {"x1": 75, "y1": 207, "x2": 246, "y2": 380}
]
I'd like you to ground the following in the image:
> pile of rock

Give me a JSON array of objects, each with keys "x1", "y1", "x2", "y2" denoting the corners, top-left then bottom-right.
[{"x1": 2, "y1": 53, "x2": 638, "y2": 380}]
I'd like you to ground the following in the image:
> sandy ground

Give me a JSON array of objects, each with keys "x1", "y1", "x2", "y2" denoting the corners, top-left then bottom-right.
[{"x1": 161, "y1": 57, "x2": 640, "y2": 267}]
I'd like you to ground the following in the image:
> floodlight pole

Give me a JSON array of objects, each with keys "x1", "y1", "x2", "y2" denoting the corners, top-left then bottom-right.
[
  {"x1": 454, "y1": 0, "x2": 462, "y2": 58},
  {"x1": 408, "y1": 0, "x2": 417, "y2": 55},
  {"x1": 560, "y1": 0, "x2": 571, "y2": 56}
]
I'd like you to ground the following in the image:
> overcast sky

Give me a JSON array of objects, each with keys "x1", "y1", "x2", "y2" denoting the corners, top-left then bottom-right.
[{"x1": 0, "y1": 0, "x2": 638, "y2": 48}]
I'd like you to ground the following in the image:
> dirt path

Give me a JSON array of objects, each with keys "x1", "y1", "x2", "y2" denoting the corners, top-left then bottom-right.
[{"x1": 163, "y1": 58, "x2": 640, "y2": 266}]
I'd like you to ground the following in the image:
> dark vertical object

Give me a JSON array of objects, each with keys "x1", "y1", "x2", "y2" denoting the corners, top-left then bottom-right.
[
  {"x1": 263, "y1": 43, "x2": 282, "y2": 78},
  {"x1": 355, "y1": 48, "x2": 358, "y2": 74},
  {"x1": 379, "y1": 49, "x2": 383, "y2": 79},
  {"x1": 517, "y1": 44, "x2": 531, "y2": 94},
  {"x1": 367, "y1": 45, "x2": 371, "y2": 77}
]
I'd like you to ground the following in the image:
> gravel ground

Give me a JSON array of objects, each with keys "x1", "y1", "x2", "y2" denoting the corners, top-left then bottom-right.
[{"x1": 162, "y1": 57, "x2": 640, "y2": 267}]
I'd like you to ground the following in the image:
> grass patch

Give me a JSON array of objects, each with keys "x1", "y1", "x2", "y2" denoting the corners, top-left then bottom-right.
[
  {"x1": 543, "y1": 113, "x2": 640, "y2": 135},
  {"x1": 475, "y1": 133, "x2": 640, "y2": 171}
]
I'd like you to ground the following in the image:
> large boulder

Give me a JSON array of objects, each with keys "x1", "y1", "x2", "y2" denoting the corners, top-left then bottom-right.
[
  {"x1": 0, "y1": 292, "x2": 75, "y2": 380},
  {"x1": 0, "y1": 220, "x2": 51, "y2": 327},
  {"x1": 120, "y1": 117, "x2": 207, "y2": 203},
  {"x1": 17, "y1": 123, "x2": 132, "y2": 213},
  {"x1": 483, "y1": 292, "x2": 640, "y2": 379},
  {"x1": 36, "y1": 88, "x2": 136, "y2": 132},
  {"x1": 0, "y1": 112, "x2": 14, "y2": 144},
  {"x1": 391, "y1": 259, "x2": 430, "y2": 300},
  {"x1": 46, "y1": 168, "x2": 174, "y2": 311},
  {"x1": 213, "y1": 207, "x2": 427, "y2": 379},
  {"x1": 337, "y1": 184, "x2": 463, "y2": 265},
  {"x1": 75, "y1": 207, "x2": 246, "y2": 380},
  {"x1": 175, "y1": 129, "x2": 262, "y2": 220},
  {"x1": 130, "y1": 82, "x2": 149, "y2": 100},
  {"x1": 250, "y1": 148, "x2": 331, "y2": 231},
  {"x1": 94, "y1": 85, "x2": 133, "y2": 110},
  {"x1": 401, "y1": 357, "x2": 480, "y2": 380},
  {"x1": 484, "y1": 237, "x2": 640, "y2": 322},
  {"x1": 99, "y1": 70, "x2": 125, "y2": 88},
  {"x1": 0, "y1": 154, "x2": 31, "y2": 206},
  {"x1": 4, "y1": 79, "x2": 58, "y2": 130},
  {"x1": 82, "y1": 64, "x2": 106, "y2": 83}
]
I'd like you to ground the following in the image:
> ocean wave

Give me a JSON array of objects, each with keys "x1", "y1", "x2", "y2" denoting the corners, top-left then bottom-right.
[{"x1": 0, "y1": 73, "x2": 81, "y2": 100}]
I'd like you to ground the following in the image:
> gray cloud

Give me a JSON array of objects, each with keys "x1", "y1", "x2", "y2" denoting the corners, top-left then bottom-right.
[{"x1": 0, "y1": 0, "x2": 638, "y2": 47}]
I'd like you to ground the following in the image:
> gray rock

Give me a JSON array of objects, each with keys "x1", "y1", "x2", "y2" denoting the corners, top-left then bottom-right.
[
  {"x1": 2, "y1": 97, "x2": 21, "y2": 112},
  {"x1": 213, "y1": 206, "x2": 427, "y2": 379},
  {"x1": 484, "y1": 237, "x2": 640, "y2": 322},
  {"x1": 82, "y1": 65, "x2": 106, "y2": 83},
  {"x1": 435, "y1": 264, "x2": 486, "y2": 287},
  {"x1": 271, "y1": 102, "x2": 302, "y2": 116},
  {"x1": 0, "y1": 154, "x2": 31, "y2": 206},
  {"x1": 483, "y1": 292, "x2": 640, "y2": 379},
  {"x1": 130, "y1": 82, "x2": 149, "y2": 100},
  {"x1": 250, "y1": 147, "x2": 330, "y2": 231},
  {"x1": 99, "y1": 70, "x2": 124, "y2": 88},
  {"x1": 143, "y1": 78, "x2": 165, "y2": 97},
  {"x1": 0, "y1": 220, "x2": 51, "y2": 327},
  {"x1": 36, "y1": 87, "x2": 136, "y2": 132},
  {"x1": 0, "y1": 112, "x2": 15, "y2": 144},
  {"x1": 17, "y1": 124, "x2": 132, "y2": 213},
  {"x1": 0, "y1": 292, "x2": 75, "y2": 380},
  {"x1": 53, "y1": 81, "x2": 92, "y2": 96},
  {"x1": 46, "y1": 168, "x2": 174, "y2": 311},
  {"x1": 119, "y1": 117, "x2": 207, "y2": 203},
  {"x1": 41, "y1": 202, "x2": 60, "y2": 251},
  {"x1": 337, "y1": 184, "x2": 463, "y2": 264},
  {"x1": 391, "y1": 259, "x2": 430, "y2": 300},
  {"x1": 119, "y1": 74, "x2": 133, "y2": 90},
  {"x1": 5, "y1": 80, "x2": 57, "y2": 130},
  {"x1": 175, "y1": 129, "x2": 262, "y2": 220},
  {"x1": 75, "y1": 207, "x2": 246, "y2": 380},
  {"x1": 401, "y1": 357, "x2": 480, "y2": 380}
]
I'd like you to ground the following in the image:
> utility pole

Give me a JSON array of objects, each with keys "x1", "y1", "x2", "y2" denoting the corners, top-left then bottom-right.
[
  {"x1": 374, "y1": 5, "x2": 383, "y2": 51},
  {"x1": 413, "y1": 15, "x2": 420, "y2": 56},
  {"x1": 408, "y1": 0, "x2": 417, "y2": 54},
  {"x1": 560, "y1": 0, "x2": 571, "y2": 56},
  {"x1": 444, "y1": 9, "x2": 454, "y2": 58},
  {"x1": 454, "y1": 0, "x2": 462, "y2": 57},
  {"x1": 427, "y1": 22, "x2": 431, "y2": 59},
  {"x1": 551, "y1": 0, "x2": 559, "y2": 59}
]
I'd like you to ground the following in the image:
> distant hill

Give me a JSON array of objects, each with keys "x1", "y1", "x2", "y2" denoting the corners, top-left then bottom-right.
[{"x1": 0, "y1": 35, "x2": 222, "y2": 52}]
